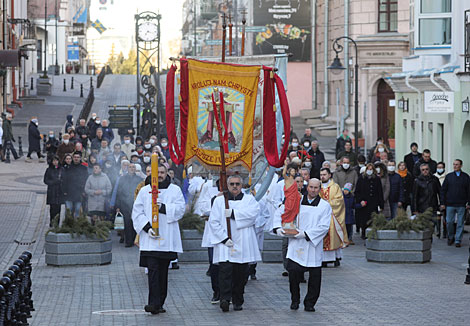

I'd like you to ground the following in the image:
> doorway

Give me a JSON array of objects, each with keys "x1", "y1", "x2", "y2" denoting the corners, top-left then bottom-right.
[{"x1": 377, "y1": 79, "x2": 395, "y2": 145}]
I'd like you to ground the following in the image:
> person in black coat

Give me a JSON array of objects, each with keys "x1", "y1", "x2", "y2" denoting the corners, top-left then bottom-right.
[
  {"x1": 308, "y1": 140, "x2": 325, "y2": 179},
  {"x1": 412, "y1": 163, "x2": 441, "y2": 215},
  {"x1": 404, "y1": 142, "x2": 422, "y2": 174},
  {"x1": 412, "y1": 149, "x2": 437, "y2": 177},
  {"x1": 397, "y1": 161, "x2": 413, "y2": 211},
  {"x1": 387, "y1": 161, "x2": 404, "y2": 219},
  {"x1": 62, "y1": 152, "x2": 89, "y2": 217},
  {"x1": 44, "y1": 155, "x2": 64, "y2": 226},
  {"x1": 64, "y1": 115, "x2": 74, "y2": 133},
  {"x1": 45, "y1": 131, "x2": 60, "y2": 163},
  {"x1": 354, "y1": 163, "x2": 384, "y2": 239},
  {"x1": 26, "y1": 118, "x2": 45, "y2": 162},
  {"x1": 76, "y1": 119, "x2": 89, "y2": 149}
]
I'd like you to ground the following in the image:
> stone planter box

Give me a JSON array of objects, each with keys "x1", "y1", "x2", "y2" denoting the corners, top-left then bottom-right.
[
  {"x1": 365, "y1": 229, "x2": 432, "y2": 263},
  {"x1": 179, "y1": 229, "x2": 283, "y2": 263},
  {"x1": 36, "y1": 77, "x2": 51, "y2": 96},
  {"x1": 45, "y1": 233, "x2": 112, "y2": 266}
]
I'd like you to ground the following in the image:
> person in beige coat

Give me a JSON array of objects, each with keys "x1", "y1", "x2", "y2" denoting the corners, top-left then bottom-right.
[{"x1": 85, "y1": 164, "x2": 112, "y2": 223}]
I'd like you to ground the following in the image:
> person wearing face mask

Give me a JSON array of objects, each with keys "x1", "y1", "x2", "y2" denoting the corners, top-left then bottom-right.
[
  {"x1": 387, "y1": 161, "x2": 404, "y2": 220},
  {"x1": 87, "y1": 112, "x2": 97, "y2": 130},
  {"x1": 121, "y1": 135, "x2": 135, "y2": 159},
  {"x1": 333, "y1": 156, "x2": 358, "y2": 192},
  {"x1": 288, "y1": 137, "x2": 300, "y2": 156},
  {"x1": 354, "y1": 155, "x2": 366, "y2": 176},
  {"x1": 375, "y1": 162, "x2": 390, "y2": 218},
  {"x1": 355, "y1": 163, "x2": 384, "y2": 239},
  {"x1": 45, "y1": 131, "x2": 60, "y2": 163},
  {"x1": 89, "y1": 116, "x2": 102, "y2": 140},
  {"x1": 56, "y1": 134, "x2": 75, "y2": 163},
  {"x1": 26, "y1": 117, "x2": 45, "y2": 163},
  {"x1": 160, "y1": 137, "x2": 170, "y2": 161},
  {"x1": 367, "y1": 137, "x2": 384, "y2": 163},
  {"x1": 372, "y1": 144, "x2": 393, "y2": 163},
  {"x1": 397, "y1": 161, "x2": 413, "y2": 213},
  {"x1": 434, "y1": 162, "x2": 447, "y2": 238},
  {"x1": 143, "y1": 140, "x2": 152, "y2": 152},
  {"x1": 141, "y1": 152, "x2": 152, "y2": 170}
]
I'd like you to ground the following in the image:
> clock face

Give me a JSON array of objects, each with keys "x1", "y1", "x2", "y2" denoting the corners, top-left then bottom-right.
[{"x1": 138, "y1": 22, "x2": 158, "y2": 42}]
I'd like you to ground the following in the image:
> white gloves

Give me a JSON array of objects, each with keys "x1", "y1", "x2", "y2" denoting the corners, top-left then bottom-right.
[
  {"x1": 157, "y1": 198, "x2": 162, "y2": 208},
  {"x1": 294, "y1": 230, "x2": 306, "y2": 239},
  {"x1": 148, "y1": 228, "x2": 158, "y2": 239},
  {"x1": 225, "y1": 208, "x2": 233, "y2": 218},
  {"x1": 276, "y1": 228, "x2": 286, "y2": 237},
  {"x1": 224, "y1": 239, "x2": 234, "y2": 247}
]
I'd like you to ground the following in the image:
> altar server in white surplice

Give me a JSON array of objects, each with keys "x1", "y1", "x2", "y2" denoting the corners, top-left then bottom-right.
[
  {"x1": 273, "y1": 178, "x2": 331, "y2": 312},
  {"x1": 132, "y1": 164, "x2": 185, "y2": 315},
  {"x1": 209, "y1": 174, "x2": 261, "y2": 313}
]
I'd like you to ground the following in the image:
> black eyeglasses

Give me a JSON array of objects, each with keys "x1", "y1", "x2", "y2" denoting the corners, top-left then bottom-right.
[{"x1": 229, "y1": 182, "x2": 241, "y2": 187}]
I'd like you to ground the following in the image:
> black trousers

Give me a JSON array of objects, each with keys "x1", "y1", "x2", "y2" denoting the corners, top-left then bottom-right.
[
  {"x1": 123, "y1": 213, "x2": 136, "y2": 246},
  {"x1": 208, "y1": 248, "x2": 219, "y2": 294},
  {"x1": 287, "y1": 259, "x2": 322, "y2": 308},
  {"x1": 49, "y1": 204, "x2": 61, "y2": 226},
  {"x1": 27, "y1": 150, "x2": 43, "y2": 158},
  {"x1": 282, "y1": 237, "x2": 289, "y2": 270},
  {"x1": 219, "y1": 262, "x2": 247, "y2": 306},
  {"x1": 147, "y1": 257, "x2": 171, "y2": 308},
  {"x1": 4, "y1": 141, "x2": 19, "y2": 159}
]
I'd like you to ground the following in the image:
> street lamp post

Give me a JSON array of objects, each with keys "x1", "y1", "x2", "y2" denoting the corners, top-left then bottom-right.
[
  {"x1": 43, "y1": 0, "x2": 48, "y2": 77},
  {"x1": 55, "y1": 0, "x2": 59, "y2": 75},
  {"x1": 328, "y1": 36, "x2": 359, "y2": 154}
]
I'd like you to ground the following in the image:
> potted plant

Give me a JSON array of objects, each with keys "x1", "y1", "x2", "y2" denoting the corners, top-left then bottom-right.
[
  {"x1": 45, "y1": 211, "x2": 113, "y2": 266},
  {"x1": 74, "y1": 63, "x2": 81, "y2": 73},
  {"x1": 365, "y1": 209, "x2": 434, "y2": 263},
  {"x1": 66, "y1": 64, "x2": 73, "y2": 74},
  {"x1": 388, "y1": 123, "x2": 395, "y2": 149}
]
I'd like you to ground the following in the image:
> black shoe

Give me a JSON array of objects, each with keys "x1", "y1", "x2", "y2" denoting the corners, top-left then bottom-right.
[
  {"x1": 206, "y1": 270, "x2": 210, "y2": 277},
  {"x1": 171, "y1": 262, "x2": 180, "y2": 270},
  {"x1": 211, "y1": 293, "x2": 220, "y2": 304},
  {"x1": 334, "y1": 259, "x2": 341, "y2": 267},
  {"x1": 233, "y1": 304, "x2": 243, "y2": 311},
  {"x1": 119, "y1": 238, "x2": 124, "y2": 243},
  {"x1": 158, "y1": 307, "x2": 166, "y2": 313},
  {"x1": 447, "y1": 238, "x2": 455, "y2": 246},
  {"x1": 282, "y1": 271, "x2": 288, "y2": 277},
  {"x1": 321, "y1": 262, "x2": 328, "y2": 268},
  {"x1": 304, "y1": 306, "x2": 316, "y2": 312},
  {"x1": 250, "y1": 274, "x2": 257, "y2": 280},
  {"x1": 125, "y1": 244, "x2": 133, "y2": 247},
  {"x1": 300, "y1": 278, "x2": 306, "y2": 283},
  {"x1": 290, "y1": 302, "x2": 299, "y2": 310},
  {"x1": 456, "y1": 243, "x2": 461, "y2": 248},
  {"x1": 220, "y1": 300, "x2": 229, "y2": 312},
  {"x1": 144, "y1": 305, "x2": 159, "y2": 315}
]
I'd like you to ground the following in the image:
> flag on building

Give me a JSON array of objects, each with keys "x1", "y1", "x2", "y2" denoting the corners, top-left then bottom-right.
[{"x1": 92, "y1": 20, "x2": 107, "y2": 34}]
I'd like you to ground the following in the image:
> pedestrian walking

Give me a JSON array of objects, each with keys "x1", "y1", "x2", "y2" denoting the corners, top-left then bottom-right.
[
  {"x1": 85, "y1": 164, "x2": 112, "y2": 224},
  {"x1": 45, "y1": 131, "x2": 60, "y2": 163},
  {"x1": 336, "y1": 141, "x2": 357, "y2": 166},
  {"x1": 440, "y1": 159, "x2": 470, "y2": 247},
  {"x1": 333, "y1": 156, "x2": 358, "y2": 191},
  {"x1": 64, "y1": 115, "x2": 74, "y2": 134},
  {"x1": 434, "y1": 162, "x2": 447, "y2": 238},
  {"x1": 62, "y1": 152, "x2": 88, "y2": 217},
  {"x1": 397, "y1": 161, "x2": 413, "y2": 212},
  {"x1": 308, "y1": 140, "x2": 325, "y2": 179},
  {"x1": 273, "y1": 179, "x2": 331, "y2": 312},
  {"x1": 335, "y1": 129, "x2": 351, "y2": 157},
  {"x1": 209, "y1": 174, "x2": 261, "y2": 312},
  {"x1": 76, "y1": 119, "x2": 89, "y2": 149},
  {"x1": 26, "y1": 117, "x2": 45, "y2": 162},
  {"x1": 412, "y1": 163, "x2": 441, "y2": 228},
  {"x1": 56, "y1": 134, "x2": 75, "y2": 163},
  {"x1": 121, "y1": 135, "x2": 134, "y2": 159},
  {"x1": 367, "y1": 137, "x2": 383, "y2": 163},
  {"x1": 387, "y1": 161, "x2": 404, "y2": 219},
  {"x1": 2, "y1": 113, "x2": 20, "y2": 160},
  {"x1": 300, "y1": 128, "x2": 317, "y2": 144},
  {"x1": 89, "y1": 116, "x2": 102, "y2": 140},
  {"x1": 115, "y1": 163, "x2": 142, "y2": 247},
  {"x1": 404, "y1": 142, "x2": 422, "y2": 176},
  {"x1": 43, "y1": 155, "x2": 64, "y2": 226},
  {"x1": 343, "y1": 182, "x2": 357, "y2": 245},
  {"x1": 371, "y1": 144, "x2": 393, "y2": 163},
  {"x1": 355, "y1": 163, "x2": 384, "y2": 239},
  {"x1": 132, "y1": 164, "x2": 185, "y2": 315},
  {"x1": 413, "y1": 149, "x2": 437, "y2": 177}
]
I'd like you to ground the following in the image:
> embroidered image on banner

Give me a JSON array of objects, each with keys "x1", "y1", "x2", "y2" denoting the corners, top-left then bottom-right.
[{"x1": 184, "y1": 59, "x2": 261, "y2": 169}]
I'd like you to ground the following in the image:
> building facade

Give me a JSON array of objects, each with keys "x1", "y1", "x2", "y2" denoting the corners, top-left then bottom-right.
[{"x1": 386, "y1": 0, "x2": 470, "y2": 168}]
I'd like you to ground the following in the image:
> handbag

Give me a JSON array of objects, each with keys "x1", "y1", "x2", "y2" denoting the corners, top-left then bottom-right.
[{"x1": 114, "y1": 212, "x2": 125, "y2": 230}]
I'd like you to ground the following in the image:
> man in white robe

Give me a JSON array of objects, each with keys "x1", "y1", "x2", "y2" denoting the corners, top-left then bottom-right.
[
  {"x1": 132, "y1": 164, "x2": 185, "y2": 315},
  {"x1": 209, "y1": 174, "x2": 261, "y2": 312},
  {"x1": 199, "y1": 178, "x2": 221, "y2": 303},
  {"x1": 273, "y1": 178, "x2": 331, "y2": 312}
]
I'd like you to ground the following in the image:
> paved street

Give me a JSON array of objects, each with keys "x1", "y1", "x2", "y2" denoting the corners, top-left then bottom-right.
[{"x1": 1, "y1": 74, "x2": 469, "y2": 325}]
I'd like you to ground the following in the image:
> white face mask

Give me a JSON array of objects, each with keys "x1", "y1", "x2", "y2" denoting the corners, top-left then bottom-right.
[
  {"x1": 143, "y1": 156, "x2": 151, "y2": 163},
  {"x1": 124, "y1": 139, "x2": 131, "y2": 144},
  {"x1": 292, "y1": 142, "x2": 298, "y2": 147},
  {"x1": 105, "y1": 163, "x2": 112, "y2": 168},
  {"x1": 377, "y1": 141, "x2": 383, "y2": 145},
  {"x1": 387, "y1": 166, "x2": 395, "y2": 172},
  {"x1": 304, "y1": 162, "x2": 312, "y2": 167},
  {"x1": 359, "y1": 164, "x2": 365, "y2": 168},
  {"x1": 144, "y1": 144, "x2": 151, "y2": 149},
  {"x1": 376, "y1": 168, "x2": 381, "y2": 174},
  {"x1": 342, "y1": 163, "x2": 350, "y2": 170},
  {"x1": 303, "y1": 180, "x2": 308, "y2": 185},
  {"x1": 149, "y1": 139, "x2": 155, "y2": 144},
  {"x1": 378, "y1": 147, "x2": 385, "y2": 153},
  {"x1": 161, "y1": 142, "x2": 168, "y2": 147},
  {"x1": 303, "y1": 142, "x2": 310, "y2": 148},
  {"x1": 95, "y1": 120, "x2": 101, "y2": 124},
  {"x1": 366, "y1": 169, "x2": 373, "y2": 176},
  {"x1": 437, "y1": 168, "x2": 444, "y2": 174},
  {"x1": 63, "y1": 139, "x2": 69, "y2": 145}
]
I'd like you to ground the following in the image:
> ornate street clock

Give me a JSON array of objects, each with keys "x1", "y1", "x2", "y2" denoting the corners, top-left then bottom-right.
[{"x1": 138, "y1": 22, "x2": 159, "y2": 42}]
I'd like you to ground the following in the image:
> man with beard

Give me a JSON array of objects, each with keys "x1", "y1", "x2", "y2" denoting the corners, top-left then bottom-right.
[{"x1": 132, "y1": 164, "x2": 185, "y2": 315}]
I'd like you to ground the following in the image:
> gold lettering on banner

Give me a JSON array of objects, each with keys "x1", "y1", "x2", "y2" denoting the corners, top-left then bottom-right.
[{"x1": 191, "y1": 79, "x2": 254, "y2": 97}]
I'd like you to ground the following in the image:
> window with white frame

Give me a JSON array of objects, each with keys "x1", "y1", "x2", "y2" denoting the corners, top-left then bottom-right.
[{"x1": 418, "y1": 0, "x2": 452, "y2": 46}]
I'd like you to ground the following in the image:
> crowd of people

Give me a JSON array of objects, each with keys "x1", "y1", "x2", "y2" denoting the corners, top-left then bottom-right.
[{"x1": 33, "y1": 115, "x2": 470, "y2": 314}]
